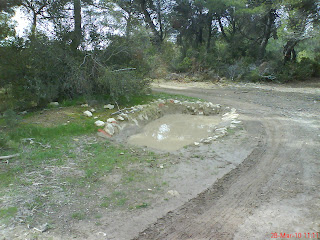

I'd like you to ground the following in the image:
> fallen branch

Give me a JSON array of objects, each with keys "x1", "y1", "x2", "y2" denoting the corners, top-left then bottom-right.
[
  {"x1": 111, "y1": 107, "x2": 133, "y2": 115},
  {"x1": 0, "y1": 153, "x2": 20, "y2": 160}
]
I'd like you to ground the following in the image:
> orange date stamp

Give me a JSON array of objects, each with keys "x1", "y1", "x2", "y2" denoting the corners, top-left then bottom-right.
[{"x1": 271, "y1": 232, "x2": 320, "y2": 239}]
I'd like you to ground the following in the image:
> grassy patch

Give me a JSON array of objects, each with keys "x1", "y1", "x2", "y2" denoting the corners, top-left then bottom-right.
[
  {"x1": 0, "y1": 207, "x2": 17, "y2": 221},
  {"x1": 101, "y1": 191, "x2": 128, "y2": 208},
  {"x1": 151, "y1": 92, "x2": 203, "y2": 102},
  {"x1": 71, "y1": 212, "x2": 86, "y2": 221},
  {"x1": 135, "y1": 202, "x2": 149, "y2": 209},
  {"x1": 8, "y1": 121, "x2": 97, "y2": 142},
  {"x1": 0, "y1": 92, "x2": 182, "y2": 232}
]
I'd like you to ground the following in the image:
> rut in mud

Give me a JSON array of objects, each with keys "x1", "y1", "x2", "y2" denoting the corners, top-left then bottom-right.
[{"x1": 133, "y1": 82, "x2": 320, "y2": 240}]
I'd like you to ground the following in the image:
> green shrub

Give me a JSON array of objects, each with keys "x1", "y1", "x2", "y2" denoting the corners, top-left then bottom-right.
[{"x1": 177, "y1": 57, "x2": 193, "y2": 72}]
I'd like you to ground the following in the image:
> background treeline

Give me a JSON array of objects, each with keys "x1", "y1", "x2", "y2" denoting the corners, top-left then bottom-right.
[{"x1": 0, "y1": 0, "x2": 319, "y2": 110}]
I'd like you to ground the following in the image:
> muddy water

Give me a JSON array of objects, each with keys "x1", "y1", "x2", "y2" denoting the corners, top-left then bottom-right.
[{"x1": 128, "y1": 114, "x2": 221, "y2": 151}]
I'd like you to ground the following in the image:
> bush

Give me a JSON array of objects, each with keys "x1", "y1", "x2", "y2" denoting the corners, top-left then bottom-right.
[
  {"x1": 97, "y1": 69, "x2": 149, "y2": 101},
  {"x1": 177, "y1": 57, "x2": 193, "y2": 72},
  {"x1": 0, "y1": 35, "x2": 151, "y2": 111},
  {"x1": 276, "y1": 58, "x2": 319, "y2": 82}
]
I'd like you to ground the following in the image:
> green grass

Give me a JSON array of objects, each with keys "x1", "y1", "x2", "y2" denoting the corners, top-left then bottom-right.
[
  {"x1": 0, "y1": 207, "x2": 17, "y2": 221},
  {"x1": 151, "y1": 92, "x2": 203, "y2": 102},
  {"x1": 8, "y1": 121, "x2": 97, "y2": 142},
  {"x1": 71, "y1": 212, "x2": 86, "y2": 220},
  {"x1": 0, "y1": 92, "x2": 182, "y2": 229},
  {"x1": 101, "y1": 191, "x2": 128, "y2": 208},
  {"x1": 135, "y1": 202, "x2": 149, "y2": 209},
  {"x1": 83, "y1": 143, "x2": 142, "y2": 181}
]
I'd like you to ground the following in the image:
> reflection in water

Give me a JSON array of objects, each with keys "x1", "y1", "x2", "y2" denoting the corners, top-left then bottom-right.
[
  {"x1": 152, "y1": 124, "x2": 170, "y2": 140},
  {"x1": 128, "y1": 114, "x2": 221, "y2": 151}
]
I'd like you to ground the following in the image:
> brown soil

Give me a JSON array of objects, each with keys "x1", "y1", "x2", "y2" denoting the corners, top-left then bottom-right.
[{"x1": 133, "y1": 80, "x2": 320, "y2": 240}]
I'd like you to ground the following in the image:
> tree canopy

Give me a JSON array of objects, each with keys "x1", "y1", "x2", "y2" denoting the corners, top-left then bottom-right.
[{"x1": 0, "y1": 0, "x2": 319, "y2": 110}]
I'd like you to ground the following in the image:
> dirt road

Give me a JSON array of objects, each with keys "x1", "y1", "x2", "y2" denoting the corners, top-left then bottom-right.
[{"x1": 134, "y1": 82, "x2": 320, "y2": 240}]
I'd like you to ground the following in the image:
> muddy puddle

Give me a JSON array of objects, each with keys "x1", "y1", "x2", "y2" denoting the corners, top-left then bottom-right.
[{"x1": 128, "y1": 114, "x2": 221, "y2": 151}]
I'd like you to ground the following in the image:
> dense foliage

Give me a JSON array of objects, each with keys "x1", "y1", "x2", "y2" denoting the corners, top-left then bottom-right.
[{"x1": 0, "y1": 0, "x2": 319, "y2": 111}]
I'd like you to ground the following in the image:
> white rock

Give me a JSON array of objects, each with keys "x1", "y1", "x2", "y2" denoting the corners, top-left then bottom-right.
[
  {"x1": 104, "y1": 123, "x2": 115, "y2": 136},
  {"x1": 203, "y1": 139, "x2": 212, "y2": 144},
  {"x1": 194, "y1": 142, "x2": 200, "y2": 146},
  {"x1": 120, "y1": 113, "x2": 128, "y2": 119},
  {"x1": 94, "y1": 120, "x2": 105, "y2": 127},
  {"x1": 107, "y1": 118, "x2": 117, "y2": 123},
  {"x1": 117, "y1": 116, "x2": 125, "y2": 121},
  {"x1": 90, "y1": 108, "x2": 96, "y2": 112},
  {"x1": 167, "y1": 190, "x2": 180, "y2": 197},
  {"x1": 94, "y1": 116, "x2": 98, "y2": 119},
  {"x1": 83, "y1": 111, "x2": 93, "y2": 117},
  {"x1": 104, "y1": 104, "x2": 115, "y2": 109},
  {"x1": 49, "y1": 102, "x2": 59, "y2": 106},
  {"x1": 81, "y1": 104, "x2": 89, "y2": 107},
  {"x1": 231, "y1": 120, "x2": 241, "y2": 124}
]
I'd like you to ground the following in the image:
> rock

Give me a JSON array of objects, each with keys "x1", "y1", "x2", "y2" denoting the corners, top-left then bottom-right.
[
  {"x1": 94, "y1": 120, "x2": 105, "y2": 127},
  {"x1": 107, "y1": 118, "x2": 117, "y2": 123},
  {"x1": 119, "y1": 113, "x2": 128, "y2": 119},
  {"x1": 94, "y1": 116, "x2": 98, "y2": 119},
  {"x1": 167, "y1": 190, "x2": 180, "y2": 197},
  {"x1": 194, "y1": 142, "x2": 200, "y2": 146},
  {"x1": 117, "y1": 116, "x2": 125, "y2": 121},
  {"x1": 203, "y1": 138, "x2": 212, "y2": 144},
  {"x1": 231, "y1": 120, "x2": 241, "y2": 124},
  {"x1": 104, "y1": 123, "x2": 115, "y2": 136},
  {"x1": 49, "y1": 102, "x2": 59, "y2": 107},
  {"x1": 81, "y1": 104, "x2": 89, "y2": 107},
  {"x1": 90, "y1": 108, "x2": 96, "y2": 112},
  {"x1": 83, "y1": 111, "x2": 93, "y2": 117},
  {"x1": 33, "y1": 223, "x2": 49, "y2": 233},
  {"x1": 20, "y1": 111, "x2": 28, "y2": 115},
  {"x1": 104, "y1": 104, "x2": 115, "y2": 109}
]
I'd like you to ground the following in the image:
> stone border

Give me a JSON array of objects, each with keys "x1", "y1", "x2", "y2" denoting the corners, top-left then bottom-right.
[{"x1": 85, "y1": 99, "x2": 241, "y2": 147}]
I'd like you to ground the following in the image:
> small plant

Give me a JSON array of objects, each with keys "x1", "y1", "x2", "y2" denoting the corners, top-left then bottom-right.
[
  {"x1": 71, "y1": 212, "x2": 85, "y2": 220},
  {"x1": 3, "y1": 109, "x2": 21, "y2": 128},
  {"x1": 135, "y1": 202, "x2": 149, "y2": 209}
]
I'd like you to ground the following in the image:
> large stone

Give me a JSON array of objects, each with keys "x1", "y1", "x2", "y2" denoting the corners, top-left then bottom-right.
[
  {"x1": 104, "y1": 104, "x2": 115, "y2": 109},
  {"x1": 83, "y1": 111, "x2": 93, "y2": 117},
  {"x1": 94, "y1": 120, "x2": 105, "y2": 127},
  {"x1": 49, "y1": 102, "x2": 59, "y2": 107},
  {"x1": 107, "y1": 118, "x2": 117, "y2": 123},
  {"x1": 104, "y1": 123, "x2": 115, "y2": 136}
]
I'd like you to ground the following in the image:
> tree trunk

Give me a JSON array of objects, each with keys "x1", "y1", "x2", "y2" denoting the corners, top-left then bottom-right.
[
  {"x1": 206, "y1": 12, "x2": 213, "y2": 51},
  {"x1": 283, "y1": 40, "x2": 298, "y2": 63},
  {"x1": 31, "y1": 10, "x2": 37, "y2": 36},
  {"x1": 126, "y1": 12, "x2": 132, "y2": 40},
  {"x1": 259, "y1": 9, "x2": 276, "y2": 60},
  {"x1": 140, "y1": 0, "x2": 162, "y2": 44},
  {"x1": 156, "y1": 0, "x2": 163, "y2": 41},
  {"x1": 217, "y1": 15, "x2": 228, "y2": 42},
  {"x1": 72, "y1": 0, "x2": 82, "y2": 50}
]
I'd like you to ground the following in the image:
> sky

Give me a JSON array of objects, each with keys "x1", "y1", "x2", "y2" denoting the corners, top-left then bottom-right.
[{"x1": 12, "y1": 8, "x2": 29, "y2": 37}]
